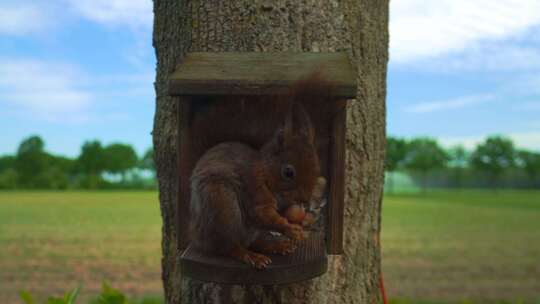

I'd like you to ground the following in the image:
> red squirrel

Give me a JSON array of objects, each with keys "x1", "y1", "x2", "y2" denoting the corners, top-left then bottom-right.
[{"x1": 189, "y1": 75, "x2": 332, "y2": 268}]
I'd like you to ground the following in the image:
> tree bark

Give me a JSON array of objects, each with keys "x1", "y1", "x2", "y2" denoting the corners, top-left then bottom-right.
[{"x1": 152, "y1": 1, "x2": 389, "y2": 303}]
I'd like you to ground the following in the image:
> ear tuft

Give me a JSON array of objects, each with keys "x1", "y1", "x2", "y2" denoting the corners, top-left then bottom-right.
[
  {"x1": 275, "y1": 128, "x2": 285, "y2": 149},
  {"x1": 291, "y1": 102, "x2": 315, "y2": 143},
  {"x1": 283, "y1": 105, "x2": 294, "y2": 146}
]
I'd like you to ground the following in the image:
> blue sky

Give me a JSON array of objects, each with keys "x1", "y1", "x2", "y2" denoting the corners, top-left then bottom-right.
[{"x1": 1, "y1": 0, "x2": 540, "y2": 157}]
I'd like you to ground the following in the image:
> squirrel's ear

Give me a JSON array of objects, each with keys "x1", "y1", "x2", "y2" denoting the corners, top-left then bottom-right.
[
  {"x1": 276, "y1": 128, "x2": 285, "y2": 149},
  {"x1": 283, "y1": 106, "x2": 294, "y2": 146},
  {"x1": 291, "y1": 103, "x2": 315, "y2": 143}
]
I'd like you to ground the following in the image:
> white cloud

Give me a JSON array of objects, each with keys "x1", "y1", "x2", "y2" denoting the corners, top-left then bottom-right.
[
  {"x1": 0, "y1": 4, "x2": 52, "y2": 36},
  {"x1": 0, "y1": 58, "x2": 154, "y2": 123},
  {"x1": 64, "y1": 0, "x2": 154, "y2": 68},
  {"x1": 66, "y1": 0, "x2": 152, "y2": 28},
  {"x1": 414, "y1": 43, "x2": 540, "y2": 73},
  {"x1": 0, "y1": 59, "x2": 91, "y2": 122},
  {"x1": 405, "y1": 94, "x2": 495, "y2": 114},
  {"x1": 391, "y1": 0, "x2": 540, "y2": 63}
]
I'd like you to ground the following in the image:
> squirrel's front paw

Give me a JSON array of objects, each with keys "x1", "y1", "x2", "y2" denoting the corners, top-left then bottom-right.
[
  {"x1": 243, "y1": 252, "x2": 272, "y2": 269},
  {"x1": 283, "y1": 223, "x2": 305, "y2": 241},
  {"x1": 270, "y1": 240, "x2": 296, "y2": 255}
]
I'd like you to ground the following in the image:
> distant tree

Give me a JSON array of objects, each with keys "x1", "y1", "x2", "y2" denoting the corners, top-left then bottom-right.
[
  {"x1": 15, "y1": 135, "x2": 48, "y2": 187},
  {"x1": 0, "y1": 168, "x2": 17, "y2": 189},
  {"x1": 139, "y1": 148, "x2": 155, "y2": 172},
  {"x1": 517, "y1": 150, "x2": 540, "y2": 187},
  {"x1": 470, "y1": 136, "x2": 515, "y2": 188},
  {"x1": 44, "y1": 155, "x2": 76, "y2": 189},
  {"x1": 385, "y1": 137, "x2": 407, "y2": 193},
  {"x1": 48, "y1": 155, "x2": 76, "y2": 176},
  {"x1": 103, "y1": 143, "x2": 138, "y2": 180},
  {"x1": 78, "y1": 140, "x2": 106, "y2": 175},
  {"x1": 0, "y1": 155, "x2": 18, "y2": 189},
  {"x1": 0, "y1": 155, "x2": 15, "y2": 172},
  {"x1": 448, "y1": 145, "x2": 469, "y2": 189},
  {"x1": 77, "y1": 140, "x2": 106, "y2": 188},
  {"x1": 404, "y1": 138, "x2": 448, "y2": 192}
]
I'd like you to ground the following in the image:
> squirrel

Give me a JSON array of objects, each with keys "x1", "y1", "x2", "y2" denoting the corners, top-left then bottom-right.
[{"x1": 189, "y1": 75, "x2": 333, "y2": 269}]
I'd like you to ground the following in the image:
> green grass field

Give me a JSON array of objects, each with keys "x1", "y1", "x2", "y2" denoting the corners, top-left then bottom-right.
[
  {"x1": 0, "y1": 192, "x2": 162, "y2": 303},
  {"x1": 0, "y1": 190, "x2": 539, "y2": 303},
  {"x1": 383, "y1": 191, "x2": 540, "y2": 303}
]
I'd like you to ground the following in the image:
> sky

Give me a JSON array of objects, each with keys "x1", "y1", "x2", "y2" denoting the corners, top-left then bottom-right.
[{"x1": 1, "y1": 0, "x2": 539, "y2": 157}]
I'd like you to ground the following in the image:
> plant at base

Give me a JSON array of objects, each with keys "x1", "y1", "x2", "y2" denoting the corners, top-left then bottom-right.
[{"x1": 20, "y1": 287, "x2": 79, "y2": 304}]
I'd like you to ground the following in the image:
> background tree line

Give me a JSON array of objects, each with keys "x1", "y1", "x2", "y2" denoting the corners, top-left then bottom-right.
[
  {"x1": 2, "y1": 134, "x2": 539, "y2": 191},
  {"x1": 386, "y1": 135, "x2": 540, "y2": 192},
  {"x1": 0, "y1": 135, "x2": 155, "y2": 190}
]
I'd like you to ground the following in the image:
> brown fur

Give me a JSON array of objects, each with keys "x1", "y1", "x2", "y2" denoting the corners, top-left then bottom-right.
[{"x1": 189, "y1": 75, "x2": 333, "y2": 268}]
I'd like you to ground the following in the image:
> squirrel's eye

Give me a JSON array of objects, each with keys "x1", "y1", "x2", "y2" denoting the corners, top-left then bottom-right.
[{"x1": 281, "y1": 164, "x2": 296, "y2": 181}]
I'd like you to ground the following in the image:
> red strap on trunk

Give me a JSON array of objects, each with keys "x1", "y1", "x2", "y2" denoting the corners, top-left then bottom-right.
[{"x1": 380, "y1": 271, "x2": 388, "y2": 304}]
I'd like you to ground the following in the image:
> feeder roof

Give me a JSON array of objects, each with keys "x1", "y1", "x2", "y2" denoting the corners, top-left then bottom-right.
[{"x1": 168, "y1": 52, "x2": 357, "y2": 98}]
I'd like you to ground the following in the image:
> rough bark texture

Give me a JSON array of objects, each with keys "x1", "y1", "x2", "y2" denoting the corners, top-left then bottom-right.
[{"x1": 152, "y1": 0, "x2": 388, "y2": 303}]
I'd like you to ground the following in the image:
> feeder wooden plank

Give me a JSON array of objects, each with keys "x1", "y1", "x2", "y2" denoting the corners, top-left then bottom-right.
[
  {"x1": 327, "y1": 100, "x2": 346, "y2": 254},
  {"x1": 169, "y1": 52, "x2": 356, "y2": 98},
  {"x1": 176, "y1": 99, "x2": 192, "y2": 250},
  {"x1": 180, "y1": 232, "x2": 327, "y2": 285}
]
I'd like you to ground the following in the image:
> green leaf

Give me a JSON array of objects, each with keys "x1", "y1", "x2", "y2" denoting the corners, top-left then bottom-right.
[
  {"x1": 97, "y1": 281, "x2": 128, "y2": 304},
  {"x1": 19, "y1": 290, "x2": 34, "y2": 304},
  {"x1": 64, "y1": 286, "x2": 80, "y2": 304},
  {"x1": 47, "y1": 297, "x2": 67, "y2": 304}
]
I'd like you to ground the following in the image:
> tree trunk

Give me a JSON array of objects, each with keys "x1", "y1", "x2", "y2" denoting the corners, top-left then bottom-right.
[{"x1": 152, "y1": 1, "x2": 389, "y2": 303}]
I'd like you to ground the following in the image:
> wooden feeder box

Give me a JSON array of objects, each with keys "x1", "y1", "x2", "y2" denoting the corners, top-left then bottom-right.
[{"x1": 169, "y1": 52, "x2": 356, "y2": 285}]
